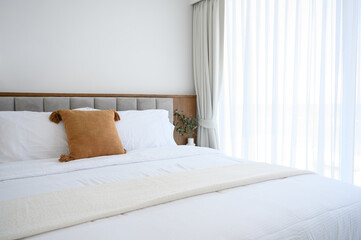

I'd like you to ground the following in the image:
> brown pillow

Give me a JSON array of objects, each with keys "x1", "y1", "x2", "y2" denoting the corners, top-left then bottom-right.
[{"x1": 49, "y1": 109, "x2": 126, "y2": 162}]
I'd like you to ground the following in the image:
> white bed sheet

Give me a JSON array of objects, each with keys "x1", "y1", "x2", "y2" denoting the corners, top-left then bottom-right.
[{"x1": 1, "y1": 146, "x2": 361, "y2": 240}]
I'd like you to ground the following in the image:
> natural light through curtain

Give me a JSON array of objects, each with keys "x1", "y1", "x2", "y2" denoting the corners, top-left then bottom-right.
[{"x1": 218, "y1": 0, "x2": 361, "y2": 186}]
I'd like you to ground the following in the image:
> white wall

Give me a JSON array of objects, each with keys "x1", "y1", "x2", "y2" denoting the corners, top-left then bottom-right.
[{"x1": 0, "y1": 0, "x2": 194, "y2": 94}]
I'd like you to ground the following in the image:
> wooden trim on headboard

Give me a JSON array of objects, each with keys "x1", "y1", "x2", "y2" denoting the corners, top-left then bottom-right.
[
  {"x1": 0, "y1": 92, "x2": 195, "y2": 98},
  {"x1": 0, "y1": 92, "x2": 197, "y2": 145}
]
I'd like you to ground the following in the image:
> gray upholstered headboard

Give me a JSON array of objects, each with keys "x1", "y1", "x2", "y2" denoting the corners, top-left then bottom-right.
[{"x1": 0, "y1": 97, "x2": 173, "y2": 122}]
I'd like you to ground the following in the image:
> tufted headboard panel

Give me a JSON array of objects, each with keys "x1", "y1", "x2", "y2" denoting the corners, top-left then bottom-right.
[{"x1": 0, "y1": 97, "x2": 174, "y2": 122}]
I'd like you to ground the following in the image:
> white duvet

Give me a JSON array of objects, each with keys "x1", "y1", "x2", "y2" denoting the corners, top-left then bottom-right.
[{"x1": 1, "y1": 146, "x2": 361, "y2": 240}]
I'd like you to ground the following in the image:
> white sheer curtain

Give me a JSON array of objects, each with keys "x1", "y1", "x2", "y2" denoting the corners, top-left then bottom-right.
[{"x1": 218, "y1": 0, "x2": 361, "y2": 185}]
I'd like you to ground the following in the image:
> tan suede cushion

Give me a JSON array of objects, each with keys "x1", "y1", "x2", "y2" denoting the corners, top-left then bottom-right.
[{"x1": 49, "y1": 109, "x2": 126, "y2": 162}]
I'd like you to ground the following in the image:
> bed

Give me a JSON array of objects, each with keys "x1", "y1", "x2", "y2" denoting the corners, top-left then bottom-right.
[{"x1": 1, "y1": 95, "x2": 361, "y2": 240}]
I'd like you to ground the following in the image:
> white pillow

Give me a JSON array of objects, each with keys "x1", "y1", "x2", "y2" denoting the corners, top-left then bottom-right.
[
  {"x1": 0, "y1": 111, "x2": 68, "y2": 162},
  {"x1": 116, "y1": 110, "x2": 177, "y2": 151},
  {"x1": 73, "y1": 107, "x2": 98, "y2": 111},
  {"x1": 0, "y1": 109, "x2": 176, "y2": 162},
  {"x1": 74, "y1": 108, "x2": 177, "y2": 151}
]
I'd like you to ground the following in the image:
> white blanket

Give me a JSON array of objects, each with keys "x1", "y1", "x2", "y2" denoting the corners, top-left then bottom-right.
[
  {"x1": 1, "y1": 146, "x2": 361, "y2": 240},
  {"x1": 0, "y1": 162, "x2": 310, "y2": 240}
]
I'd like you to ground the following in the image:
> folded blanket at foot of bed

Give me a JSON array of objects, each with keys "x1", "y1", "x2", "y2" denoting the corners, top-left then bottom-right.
[{"x1": 0, "y1": 162, "x2": 311, "y2": 240}]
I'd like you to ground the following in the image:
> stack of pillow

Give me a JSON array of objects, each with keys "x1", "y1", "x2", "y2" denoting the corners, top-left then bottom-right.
[{"x1": 0, "y1": 108, "x2": 176, "y2": 163}]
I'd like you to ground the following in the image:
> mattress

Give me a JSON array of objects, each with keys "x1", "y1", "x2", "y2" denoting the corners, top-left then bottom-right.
[{"x1": 1, "y1": 146, "x2": 361, "y2": 240}]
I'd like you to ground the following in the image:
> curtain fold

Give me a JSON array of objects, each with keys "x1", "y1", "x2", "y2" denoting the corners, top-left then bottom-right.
[
  {"x1": 218, "y1": 0, "x2": 361, "y2": 185},
  {"x1": 193, "y1": 0, "x2": 225, "y2": 149}
]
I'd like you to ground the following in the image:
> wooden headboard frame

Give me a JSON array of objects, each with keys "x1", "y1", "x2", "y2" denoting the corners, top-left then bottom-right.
[{"x1": 0, "y1": 92, "x2": 197, "y2": 145}]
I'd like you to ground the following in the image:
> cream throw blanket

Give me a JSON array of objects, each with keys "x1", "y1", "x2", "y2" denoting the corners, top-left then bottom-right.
[{"x1": 0, "y1": 162, "x2": 311, "y2": 240}]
